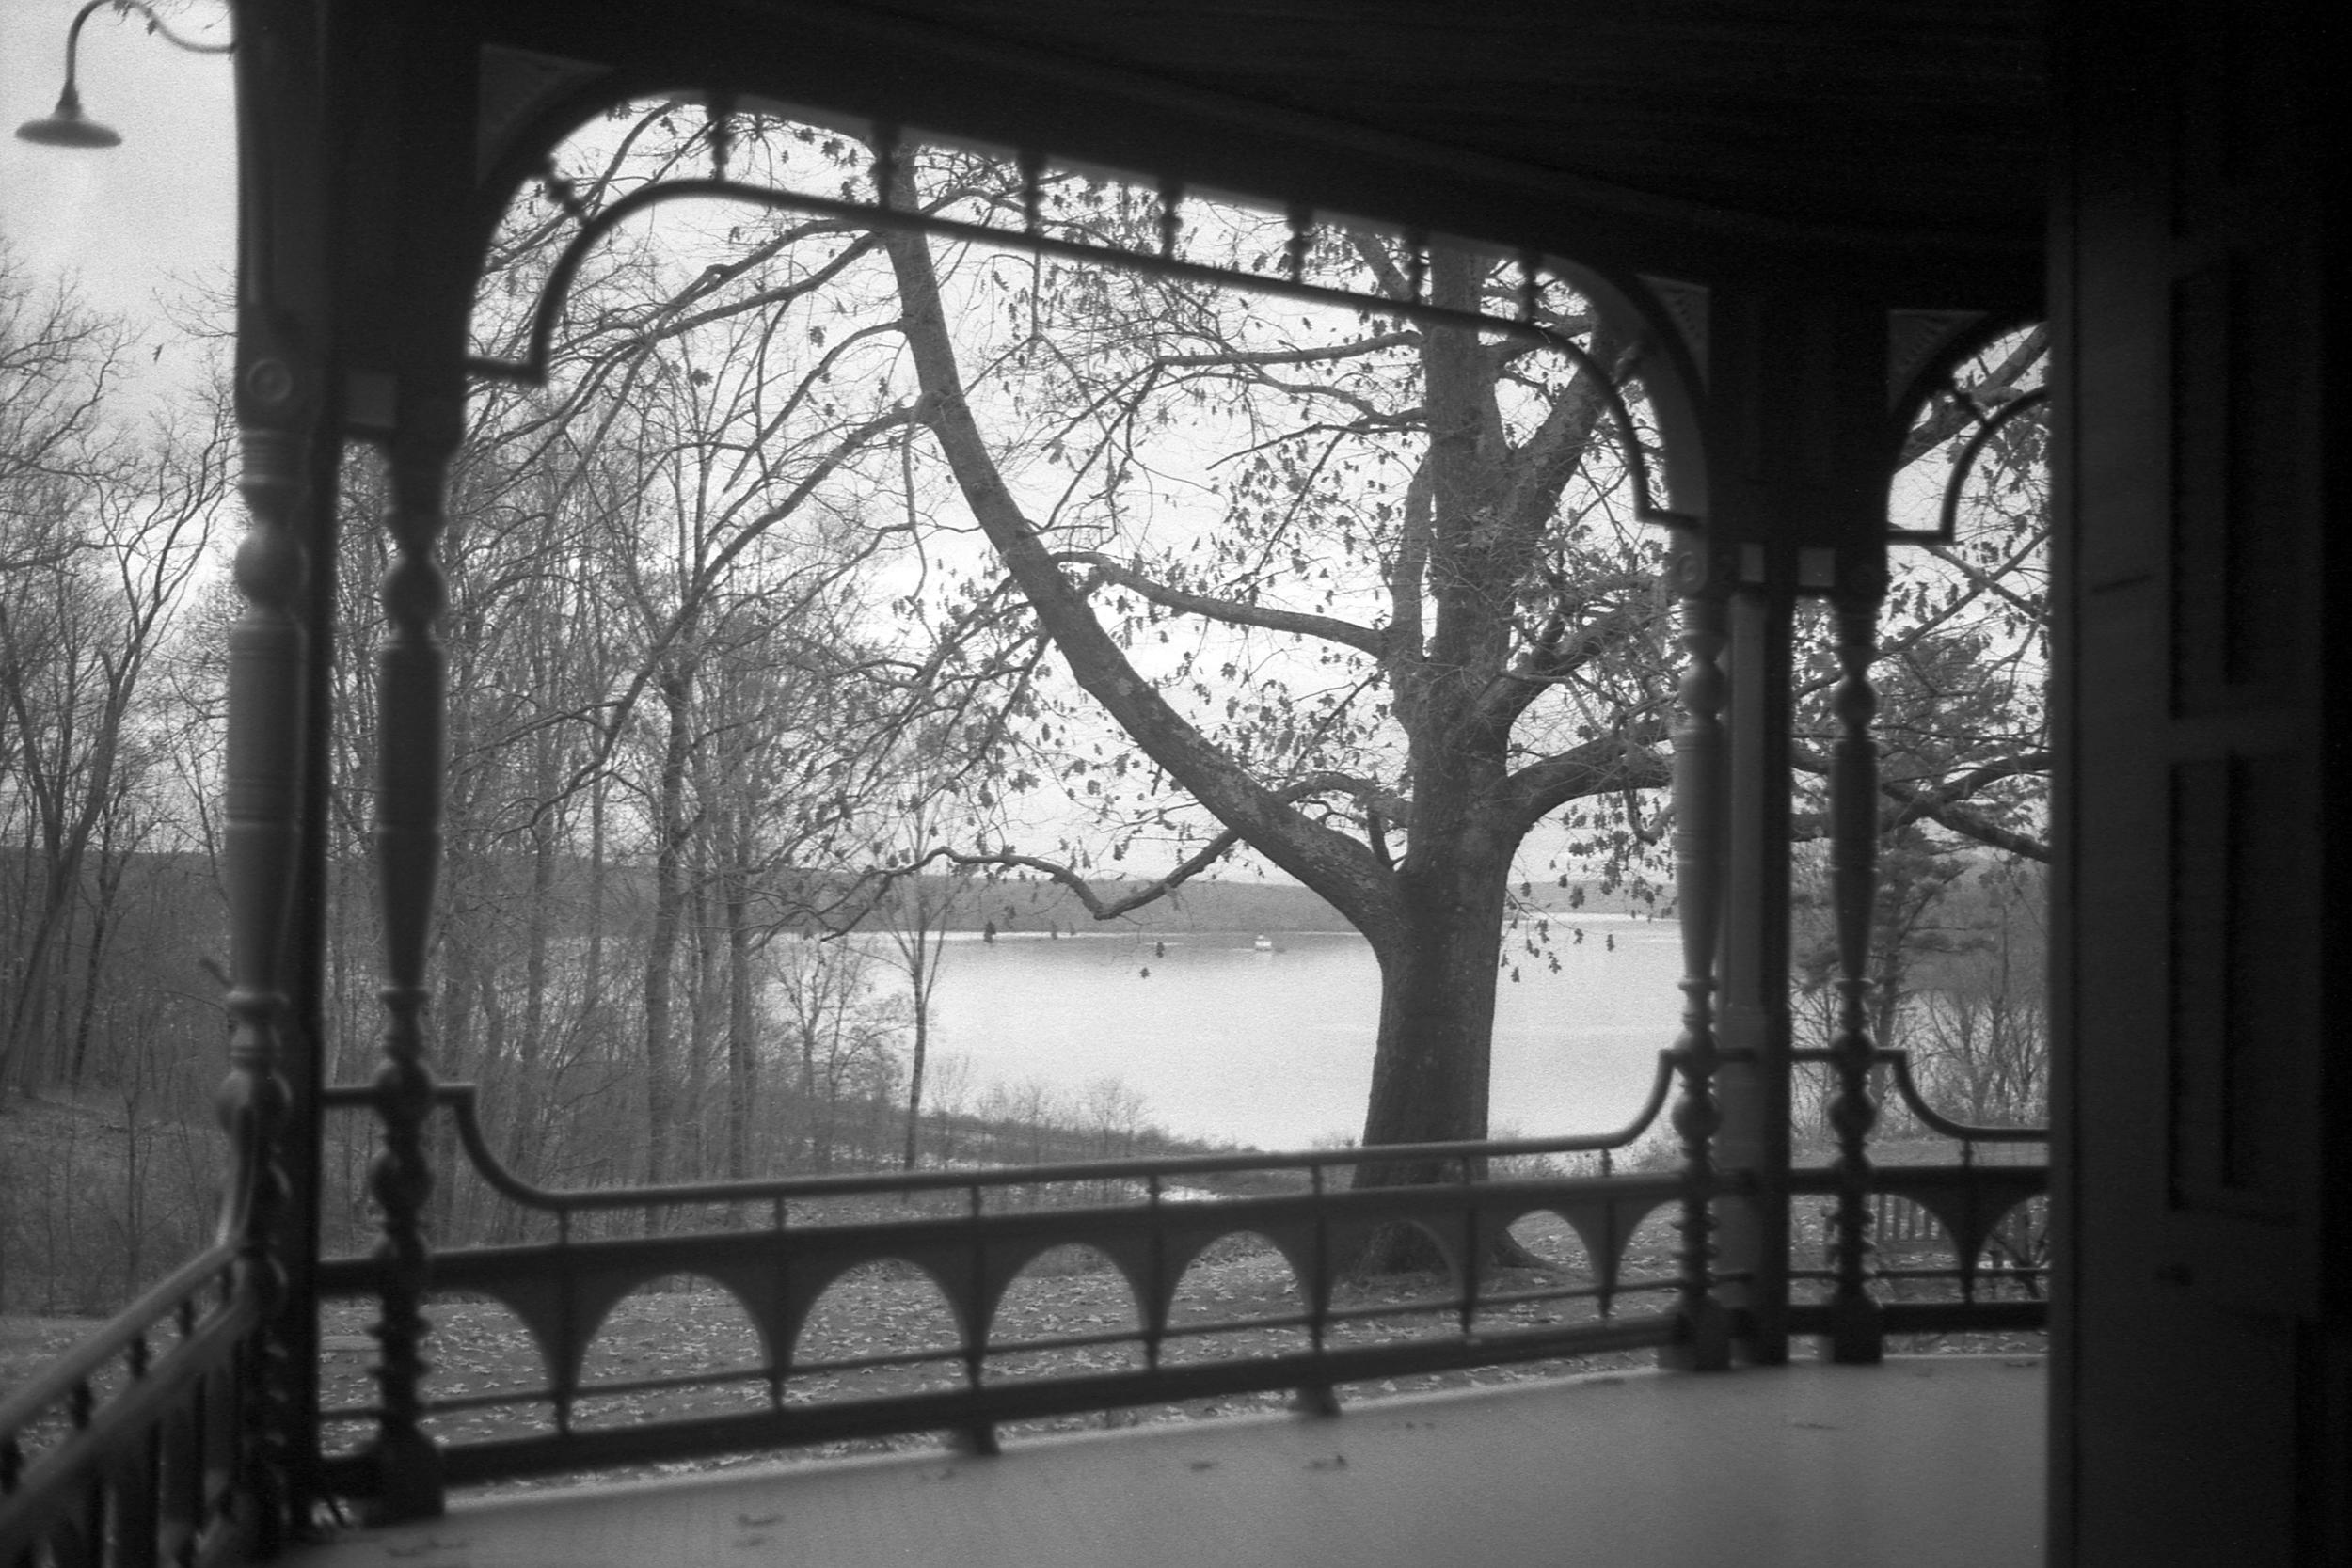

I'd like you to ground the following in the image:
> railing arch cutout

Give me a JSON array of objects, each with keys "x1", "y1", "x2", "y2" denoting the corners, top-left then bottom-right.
[{"x1": 973, "y1": 1242, "x2": 1149, "y2": 1347}]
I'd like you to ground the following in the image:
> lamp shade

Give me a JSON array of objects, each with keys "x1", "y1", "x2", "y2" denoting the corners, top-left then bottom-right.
[{"x1": 15, "y1": 87, "x2": 121, "y2": 148}]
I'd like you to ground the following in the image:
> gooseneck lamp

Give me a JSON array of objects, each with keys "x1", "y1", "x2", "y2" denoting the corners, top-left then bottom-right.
[{"x1": 14, "y1": 0, "x2": 232, "y2": 150}]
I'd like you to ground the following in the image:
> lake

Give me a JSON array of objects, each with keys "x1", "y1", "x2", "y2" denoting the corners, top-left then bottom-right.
[{"x1": 922, "y1": 913, "x2": 1689, "y2": 1150}]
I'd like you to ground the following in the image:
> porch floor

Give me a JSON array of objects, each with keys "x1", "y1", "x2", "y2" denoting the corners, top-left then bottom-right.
[{"x1": 287, "y1": 1356, "x2": 2045, "y2": 1568}]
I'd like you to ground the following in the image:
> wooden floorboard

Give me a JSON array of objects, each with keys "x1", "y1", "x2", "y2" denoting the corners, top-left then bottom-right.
[{"x1": 288, "y1": 1356, "x2": 2045, "y2": 1567}]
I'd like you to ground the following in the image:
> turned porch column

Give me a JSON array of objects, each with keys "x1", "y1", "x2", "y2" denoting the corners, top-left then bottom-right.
[
  {"x1": 1661, "y1": 532, "x2": 1734, "y2": 1370},
  {"x1": 1689, "y1": 284, "x2": 1901, "y2": 1366},
  {"x1": 218, "y1": 0, "x2": 342, "y2": 1545},
  {"x1": 359, "y1": 427, "x2": 455, "y2": 1523}
]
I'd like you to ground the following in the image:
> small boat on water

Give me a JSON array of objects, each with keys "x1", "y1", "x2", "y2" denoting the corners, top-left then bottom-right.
[{"x1": 1252, "y1": 933, "x2": 1275, "y2": 952}]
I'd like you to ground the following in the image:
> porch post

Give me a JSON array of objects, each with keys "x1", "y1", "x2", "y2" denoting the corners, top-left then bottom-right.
[
  {"x1": 1661, "y1": 532, "x2": 1733, "y2": 1370},
  {"x1": 1692, "y1": 284, "x2": 1804, "y2": 1369},
  {"x1": 218, "y1": 0, "x2": 337, "y2": 1548},
  {"x1": 1711, "y1": 563, "x2": 1796, "y2": 1364},
  {"x1": 360, "y1": 424, "x2": 456, "y2": 1524},
  {"x1": 331, "y1": 3, "x2": 482, "y2": 1522},
  {"x1": 1824, "y1": 565, "x2": 1888, "y2": 1363},
  {"x1": 215, "y1": 420, "x2": 313, "y2": 1555},
  {"x1": 274, "y1": 349, "x2": 342, "y2": 1533},
  {"x1": 1698, "y1": 285, "x2": 1899, "y2": 1364}
]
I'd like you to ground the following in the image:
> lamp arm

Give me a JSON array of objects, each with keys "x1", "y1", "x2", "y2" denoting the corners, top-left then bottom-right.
[
  {"x1": 20, "y1": 0, "x2": 230, "y2": 147},
  {"x1": 63, "y1": 0, "x2": 235, "y2": 91}
]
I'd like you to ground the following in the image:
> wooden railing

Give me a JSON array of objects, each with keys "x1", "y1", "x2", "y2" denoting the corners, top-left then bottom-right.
[
  {"x1": 0, "y1": 1241, "x2": 260, "y2": 1568},
  {"x1": 305, "y1": 1052, "x2": 2047, "y2": 1517},
  {"x1": 0, "y1": 1046, "x2": 2049, "y2": 1553},
  {"x1": 310, "y1": 1062, "x2": 1683, "y2": 1508},
  {"x1": 1788, "y1": 1046, "x2": 2051, "y2": 1339}
]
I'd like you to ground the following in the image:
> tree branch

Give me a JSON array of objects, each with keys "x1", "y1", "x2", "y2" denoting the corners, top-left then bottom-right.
[
  {"x1": 907, "y1": 835, "x2": 1245, "y2": 923},
  {"x1": 1154, "y1": 332, "x2": 1418, "y2": 372},
  {"x1": 1057, "y1": 551, "x2": 1387, "y2": 656},
  {"x1": 1481, "y1": 593, "x2": 1653, "y2": 733},
  {"x1": 1501, "y1": 725, "x2": 1672, "y2": 834},
  {"x1": 879, "y1": 193, "x2": 1402, "y2": 943},
  {"x1": 1789, "y1": 745, "x2": 2052, "y2": 862},
  {"x1": 892, "y1": 768, "x2": 1406, "y2": 925},
  {"x1": 1918, "y1": 530, "x2": 2047, "y2": 622}
]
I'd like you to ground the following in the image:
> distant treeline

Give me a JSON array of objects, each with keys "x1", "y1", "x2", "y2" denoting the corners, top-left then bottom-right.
[
  {"x1": 843, "y1": 870, "x2": 1672, "y2": 937},
  {"x1": 1, "y1": 843, "x2": 1658, "y2": 952}
]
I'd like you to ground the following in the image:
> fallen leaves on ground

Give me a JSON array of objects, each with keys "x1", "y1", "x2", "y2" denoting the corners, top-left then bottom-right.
[{"x1": 0, "y1": 1316, "x2": 103, "y2": 1398}]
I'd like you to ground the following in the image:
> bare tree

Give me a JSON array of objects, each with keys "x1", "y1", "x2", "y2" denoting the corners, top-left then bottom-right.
[
  {"x1": 854, "y1": 153, "x2": 2054, "y2": 1274},
  {"x1": 771, "y1": 936, "x2": 904, "y2": 1172},
  {"x1": 0, "y1": 249, "x2": 229, "y2": 1095}
]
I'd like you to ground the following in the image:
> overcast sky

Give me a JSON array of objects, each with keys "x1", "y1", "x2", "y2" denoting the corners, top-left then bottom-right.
[
  {"x1": 2, "y1": 0, "x2": 236, "y2": 402},
  {"x1": 0, "y1": 27, "x2": 1653, "y2": 895}
]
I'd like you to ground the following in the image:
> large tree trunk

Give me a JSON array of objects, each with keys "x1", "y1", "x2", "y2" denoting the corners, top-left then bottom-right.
[
  {"x1": 1359, "y1": 861, "x2": 1505, "y2": 1153},
  {"x1": 1349, "y1": 816, "x2": 1522, "y2": 1275}
]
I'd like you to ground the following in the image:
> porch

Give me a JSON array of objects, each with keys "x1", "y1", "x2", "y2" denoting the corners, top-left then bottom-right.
[
  {"x1": 1, "y1": 1070, "x2": 2049, "y2": 1567},
  {"x1": 286, "y1": 1357, "x2": 2045, "y2": 1568},
  {"x1": 32, "y1": 0, "x2": 2317, "y2": 1562}
]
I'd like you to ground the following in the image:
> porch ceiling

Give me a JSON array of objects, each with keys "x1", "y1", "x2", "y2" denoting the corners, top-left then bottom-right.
[
  {"x1": 750, "y1": 0, "x2": 2050, "y2": 244},
  {"x1": 457, "y1": 0, "x2": 2047, "y2": 299},
  {"x1": 284, "y1": 1358, "x2": 2046, "y2": 1568}
]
